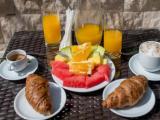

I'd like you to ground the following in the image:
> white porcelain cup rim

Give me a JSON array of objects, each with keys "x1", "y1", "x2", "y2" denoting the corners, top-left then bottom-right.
[{"x1": 6, "y1": 49, "x2": 27, "y2": 62}]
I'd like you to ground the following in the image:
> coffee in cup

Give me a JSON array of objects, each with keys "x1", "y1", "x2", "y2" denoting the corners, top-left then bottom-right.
[
  {"x1": 6, "y1": 49, "x2": 29, "y2": 72},
  {"x1": 8, "y1": 54, "x2": 25, "y2": 61}
]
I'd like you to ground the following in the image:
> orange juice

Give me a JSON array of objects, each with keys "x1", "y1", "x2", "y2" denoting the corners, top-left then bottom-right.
[
  {"x1": 75, "y1": 23, "x2": 102, "y2": 45},
  {"x1": 104, "y1": 30, "x2": 122, "y2": 78},
  {"x1": 104, "y1": 30, "x2": 122, "y2": 56},
  {"x1": 43, "y1": 14, "x2": 61, "y2": 45}
]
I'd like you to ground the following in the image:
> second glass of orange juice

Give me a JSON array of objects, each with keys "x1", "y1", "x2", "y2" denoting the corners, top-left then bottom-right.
[
  {"x1": 75, "y1": 23, "x2": 102, "y2": 45},
  {"x1": 104, "y1": 29, "x2": 122, "y2": 78},
  {"x1": 74, "y1": 0, "x2": 103, "y2": 45},
  {"x1": 103, "y1": 14, "x2": 123, "y2": 78},
  {"x1": 104, "y1": 29, "x2": 122, "y2": 58}
]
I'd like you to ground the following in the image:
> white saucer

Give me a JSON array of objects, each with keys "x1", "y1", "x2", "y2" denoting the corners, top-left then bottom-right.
[
  {"x1": 14, "y1": 82, "x2": 66, "y2": 120},
  {"x1": 129, "y1": 54, "x2": 160, "y2": 81},
  {"x1": 102, "y1": 79, "x2": 155, "y2": 118},
  {"x1": 0, "y1": 55, "x2": 38, "y2": 80},
  {"x1": 52, "y1": 58, "x2": 115, "y2": 93}
]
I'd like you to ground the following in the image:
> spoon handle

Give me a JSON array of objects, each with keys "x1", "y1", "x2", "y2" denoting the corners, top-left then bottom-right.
[{"x1": 0, "y1": 57, "x2": 6, "y2": 60}]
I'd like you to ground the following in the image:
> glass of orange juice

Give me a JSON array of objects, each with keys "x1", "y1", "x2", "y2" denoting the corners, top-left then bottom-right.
[
  {"x1": 43, "y1": 14, "x2": 61, "y2": 45},
  {"x1": 74, "y1": 0, "x2": 103, "y2": 45},
  {"x1": 104, "y1": 14, "x2": 123, "y2": 77},
  {"x1": 104, "y1": 30, "x2": 122, "y2": 58},
  {"x1": 42, "y1": 2, "x2": 61, "y2": 66},
  {"x1": 42, "y1": 11, "x2": 61, "y2": 46}
]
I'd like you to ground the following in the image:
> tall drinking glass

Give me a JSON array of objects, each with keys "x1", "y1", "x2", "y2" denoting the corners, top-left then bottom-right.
[
  {"x1": 74, "y1": 0, "x2": 103, "y2": 45},
  {"x1": 42, "y1": 2, "x2": 61, "y2": 66},
  {"x1": 104, "y1": 12, "x2": 123, "y2": 78}
]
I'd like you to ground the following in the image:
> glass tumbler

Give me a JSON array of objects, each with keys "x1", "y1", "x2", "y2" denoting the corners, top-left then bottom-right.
[
  {"x1": 42, "y1": 1, "x2": 61, "y2": 66},
  {"x1": 103, "y1": 12, "x2": 123, "y2": 78},
  {"x1": 74, "y1": 0, "x2": 103, "y2": 45}
]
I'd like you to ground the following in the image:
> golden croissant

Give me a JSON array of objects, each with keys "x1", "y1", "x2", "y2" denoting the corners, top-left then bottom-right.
[
  {"x1": 25, "y1": 74, "x2": 52, "y2": 115},
  {"x1": 102, "y1": 75, "x2": 148, "y2": 109}
]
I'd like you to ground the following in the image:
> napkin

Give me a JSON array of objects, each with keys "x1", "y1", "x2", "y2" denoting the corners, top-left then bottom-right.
[{"x1": 59, "y1": 8, "x2": 74, "y2": 50}]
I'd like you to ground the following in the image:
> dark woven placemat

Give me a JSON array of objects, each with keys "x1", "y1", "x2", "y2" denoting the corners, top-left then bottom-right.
[{"x1": 0, "y1": 30, "x2": 160, "y2": 120}]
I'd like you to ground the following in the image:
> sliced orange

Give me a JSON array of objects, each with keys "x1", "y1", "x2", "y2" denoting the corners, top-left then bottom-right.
[
  {"x1": 71, "y1": 43, "x2": 92, "y2": 62},
  {"x1": 71, "y1": 45, "x2": 80, "y2": 53},
  {"x1": 68, "y1": 61, "x2": 94, "y2": 75}
]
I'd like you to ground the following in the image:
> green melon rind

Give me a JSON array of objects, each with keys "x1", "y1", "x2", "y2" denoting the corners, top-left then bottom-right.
[{"x1": 60, "y1": 46, "x2": 72, "y2": 59}]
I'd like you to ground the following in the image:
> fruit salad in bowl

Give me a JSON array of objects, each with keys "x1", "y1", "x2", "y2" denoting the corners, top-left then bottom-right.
[{"x1": 51, "y1": 43, "x2": 115, "y2": 92}]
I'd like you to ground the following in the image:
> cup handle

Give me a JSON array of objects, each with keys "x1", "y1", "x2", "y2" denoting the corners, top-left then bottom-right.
[
  {"x1": 8, "y1": 64, "x2": 15, "y2": 71},
  {"x1": 27, "y1": 58, "x2": 31, "y2": 65}
]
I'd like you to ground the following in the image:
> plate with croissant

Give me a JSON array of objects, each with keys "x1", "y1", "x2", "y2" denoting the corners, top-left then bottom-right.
[
  {"x1": 102, "y1": 75, "x2": 155, "y2": 118},
  {"x1": 14, "y1": 74, "x2": 66, "y2": 120}
]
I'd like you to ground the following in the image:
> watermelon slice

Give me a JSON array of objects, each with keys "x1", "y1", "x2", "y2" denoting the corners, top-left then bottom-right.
[
  {"x1": 51, "y1": 61, "x2": 69, "y2": 69},
  {"x1": 86, "y1": 72, "x2": 105, "y2": 88},
  {"x1": 96, "y1": 64, "x2": 111, "y2": 80},
  {"x1": 51, "y1": 61, "x2": 73, "y2": 79},
  {"x1": 63, "y1": 75, "x2": 86, "y2": 88},
  {"x1": 52, "y1": 68, "x2": 73, "y2": 80}
]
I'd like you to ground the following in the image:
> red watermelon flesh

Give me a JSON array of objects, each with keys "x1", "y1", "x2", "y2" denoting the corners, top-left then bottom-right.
[
  {"x1": 96, "y1": 64, "x2": 111, "y2": 80},
  {"x1": 51, "y1": 61, "x2": 73, "y2": 79},
  {"x1": 86, "y1": 72, "x2": 105, "y2": 88},
  {"x1": 52, "y1": 68, "x2": 73, "y2": 80},
  {"x1": 51, "y1": 61, "x2": 69, "y2": 69},
  {"x1": 63, "y1": 75, "x2": 86, "y2": 88},
  {"x1": 51, "y1": 61, "x2": 111, "y2": 88}
]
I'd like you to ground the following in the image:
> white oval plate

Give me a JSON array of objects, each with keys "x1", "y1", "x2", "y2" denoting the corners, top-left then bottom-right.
[
  {"x1": 129, "y1": 54, "x2": 160, "y2": 81},
  {"x1": 14, "y1": 82, "x2": 66, "y2": 120},
  {"x1": 102, "y1": 79, "x2": 155, "y2": 118},
  {"x1": 52, "y1": 58, "x2": 115, "y2": 93},
  {"x1": 0, "y1": 55, "x2": 38, "y2": 80}
]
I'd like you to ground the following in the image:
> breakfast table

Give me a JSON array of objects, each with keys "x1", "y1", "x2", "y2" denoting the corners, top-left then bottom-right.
[{"x1": 0, "y1": 30, "x2": 160, "y2": 120}]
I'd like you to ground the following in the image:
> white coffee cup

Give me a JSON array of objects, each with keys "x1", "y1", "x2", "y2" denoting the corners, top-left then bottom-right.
[
  {"x1": 6, "y1": 49, "x2": 29, "y2": 72},
  {"x1": 138, "y1": 41, "x2": 160, "y2": 72}
]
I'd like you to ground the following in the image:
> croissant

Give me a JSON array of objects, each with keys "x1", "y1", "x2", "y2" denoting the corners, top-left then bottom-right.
[
  {"x1": 102, "y1": 75, "x2": 148, "y2": 109},
  {"x1": 25, "y1": 74, "x2": 52, "y2": 115}
]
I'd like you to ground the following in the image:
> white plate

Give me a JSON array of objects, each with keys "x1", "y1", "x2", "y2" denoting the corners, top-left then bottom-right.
[
  {"x1": 52, "y1": 58, "x2": 115, "y2": 93},
  {"x1": 129, "y1": 54, "x2": 160, "y2": 81},
  {"x1": 14, "y1": 82, "x2": 66, "y2": 120},
  {"x1": 0, "y1": 55, "x2": 38, "y2": 81},
  {"x1": 102, "y1": 79, "x2": 155, "y2": 118}
]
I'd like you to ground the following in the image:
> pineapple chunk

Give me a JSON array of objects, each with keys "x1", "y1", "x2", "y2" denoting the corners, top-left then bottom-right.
[
  {"x1": 88, "y1": 52, "x2": 101, "y2": 65},
  {"x1": 102, "y1": 58, "x2": 108, "y2": 64}
]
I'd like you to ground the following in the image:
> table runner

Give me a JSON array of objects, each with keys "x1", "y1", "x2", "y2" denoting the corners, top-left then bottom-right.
[{"x1": 0, "y1": 30, "x2": 160, "y2": 120}]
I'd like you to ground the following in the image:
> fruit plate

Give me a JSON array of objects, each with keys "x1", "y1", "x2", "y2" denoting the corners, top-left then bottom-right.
[{"x1": 52, "y1": 58, "x2": 115, "y2": 93}]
